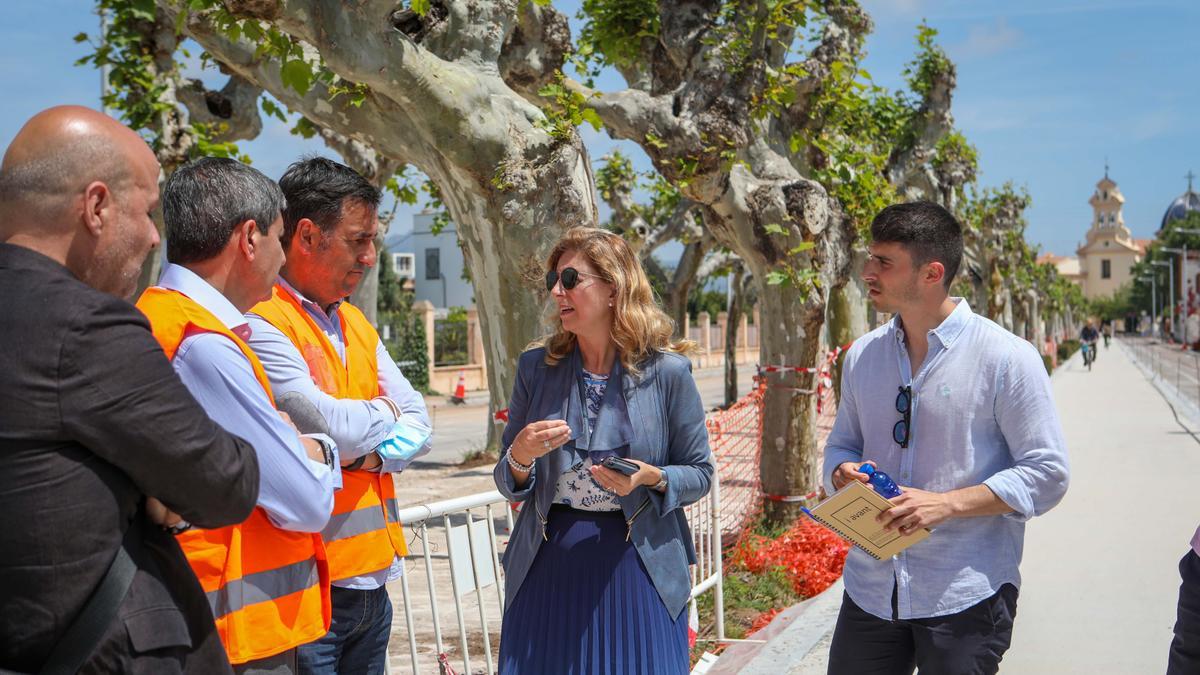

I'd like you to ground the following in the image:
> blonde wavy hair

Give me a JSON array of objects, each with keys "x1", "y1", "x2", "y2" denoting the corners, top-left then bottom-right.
[{"x1": 537, "y1": 226, "x2": 697, "y2": 377}]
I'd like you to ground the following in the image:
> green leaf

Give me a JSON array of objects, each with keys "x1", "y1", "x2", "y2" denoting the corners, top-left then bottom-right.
[
  {"x1": 763, "y1": 223, "x2": 787, "y2": 236},
  {"x1": 788, "y1": 242, "x2": 815, "y2": 255},
  {"x1": 580, "y1": 108, "x2": 603, "y2": 131},
  {"x1": 644, "y1": 132, "x2": 667, "y2": 150},
  {"x1": 280, "y1": 59, "x2": 313, "y2": 96},
  {"x1": 412, "y1": 0, "x2": 431, "y2": 16},
  {"x1": 129, "y1": 0, "x2": 156, "y2": 21},
  {"x1": 261, "y1": 97, "x2": 287, "y2": 123},
  {"x1": 242, "y1": 21, "x2": 264, "y2": 44},
  {"x1": 291, "y1": 117, "x2": 318, "y2": 139},
  {"x1": 765, "y1": 270, "x2": 791, "y2": 287},
  {"x1": 73, "y1": 32, "x2": 89, "y2": 43}
]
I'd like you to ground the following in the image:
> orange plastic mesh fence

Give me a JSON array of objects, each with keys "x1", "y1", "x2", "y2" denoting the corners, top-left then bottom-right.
[{"x1": 704, "y1": 346, "x2": 844, "y2": 542}]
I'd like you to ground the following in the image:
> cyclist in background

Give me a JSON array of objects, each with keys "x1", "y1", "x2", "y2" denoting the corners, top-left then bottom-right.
[{"x1": 1081, "y1": 320, "x2": 1100, "y2": 367}]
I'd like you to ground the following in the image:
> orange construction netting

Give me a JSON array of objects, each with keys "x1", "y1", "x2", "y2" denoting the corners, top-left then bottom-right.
[{"x1": 704, "y1": 345, "x2": 845, "y2": 542}]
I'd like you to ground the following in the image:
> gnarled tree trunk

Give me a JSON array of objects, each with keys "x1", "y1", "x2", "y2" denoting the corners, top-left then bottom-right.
[{"x1": 162, "y1": 0, "x2": 597, "y2": 450}]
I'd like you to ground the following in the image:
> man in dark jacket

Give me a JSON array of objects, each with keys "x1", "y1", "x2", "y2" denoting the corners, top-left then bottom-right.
[{"x1": 0, "y1": 105, "x2": 261, "y2": 674}]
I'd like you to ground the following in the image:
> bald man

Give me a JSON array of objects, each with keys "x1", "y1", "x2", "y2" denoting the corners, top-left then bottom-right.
[{"x1": 0, "y1": 106, "x2": 260, "y2": 674}]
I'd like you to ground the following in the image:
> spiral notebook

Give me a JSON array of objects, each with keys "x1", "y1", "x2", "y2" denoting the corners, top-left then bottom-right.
[{"x1": 802, "y1": 480, "x2": 930, "y2": 560}]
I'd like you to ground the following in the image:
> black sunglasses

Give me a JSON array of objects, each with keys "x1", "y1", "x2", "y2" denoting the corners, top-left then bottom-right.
[
  {"x1": 545, "y1": 267, "x2": 604, "y2": 292},
  {"x1": 893, "y1": 385, "x2": 911, "y2": 448}
]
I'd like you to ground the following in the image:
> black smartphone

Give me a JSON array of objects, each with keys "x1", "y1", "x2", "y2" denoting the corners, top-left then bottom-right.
[{"x1": 601, "y1": 456, "x2": 640, "y2": 476}]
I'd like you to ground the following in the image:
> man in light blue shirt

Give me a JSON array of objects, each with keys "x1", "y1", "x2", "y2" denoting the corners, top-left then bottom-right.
[
  {"x1": 823, "y1": 201, "x2": 1069, "y2": 674},
  {"x1": 246, "y1": 157, "x2": 431, "y2": 675},
  {"x1": 142, "y1": 157, "x2": 339, "y2": 673}
]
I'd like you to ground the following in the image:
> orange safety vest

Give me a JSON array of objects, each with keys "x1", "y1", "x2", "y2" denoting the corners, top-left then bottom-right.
[
  {"x1": 136, "y1": 287, "x2": 331, "y2": 664},
  {"x1": 251, "y1": 284, "x2": 408, "y2": 582}
]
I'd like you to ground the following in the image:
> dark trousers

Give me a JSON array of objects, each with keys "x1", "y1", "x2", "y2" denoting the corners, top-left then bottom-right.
[
  {"x1": 297, "y1": 586, "x2": 392, "y2": 675},
  {"x1": 828, "y1": 584, "x2": 1018, "y2": 675},
  {"x1": 1169, "y1": 550, "x2": 1200, "y2": 675}
]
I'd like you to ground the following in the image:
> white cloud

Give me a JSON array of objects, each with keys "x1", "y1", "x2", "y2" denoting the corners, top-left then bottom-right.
[
  {"x1": 953, "y1": 94, "x2": 1084, "y2": 134},
  {"x1": 947, "y1": 18, "x2": 1021, "y2": 61},
  {"x1": 1130, "y1": 108, "x2": 1181, "y2": 141},
  {"x1": 865, "y1": 0, "x2": 927, "y2": 15}
]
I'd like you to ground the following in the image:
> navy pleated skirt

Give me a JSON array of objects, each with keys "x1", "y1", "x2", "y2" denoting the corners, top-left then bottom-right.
[{"x1": 498, "y1": 505, "x2": 689, "y2": 675}]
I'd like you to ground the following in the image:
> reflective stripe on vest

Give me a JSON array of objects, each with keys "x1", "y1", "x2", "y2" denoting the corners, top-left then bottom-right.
[
  {"x1": 252, "y1": 284, "x2": 408, "y2": 582},
  {"x1": 136, "y1": 287, "x2": 331, "y2": 664},
  {"x1": 207, "y1": 555, "x2": 322, "y2": 619},
  {"x1": 323, "y1": 498, "x2": 402, "y2": 543}
]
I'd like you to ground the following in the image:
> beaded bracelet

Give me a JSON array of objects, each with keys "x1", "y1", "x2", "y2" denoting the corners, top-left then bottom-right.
[{"x1": 506, "y1": 449, "x2": 534, "y2": 473}]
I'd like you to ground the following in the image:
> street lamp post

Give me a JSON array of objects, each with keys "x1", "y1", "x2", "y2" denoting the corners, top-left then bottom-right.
[
  {"x1": 1174, "y1": 228, "x2": 1200, "y2": 348},
  {"x1": 1163, "y1": 247, "x2": 1190, "y2": 345},
  {"x1": 1140, "y1": 274, "x2": 1157, "y2": 338},
  {"x1": 1154, "y1": 260, "x2": 1176, "y2": 341}
]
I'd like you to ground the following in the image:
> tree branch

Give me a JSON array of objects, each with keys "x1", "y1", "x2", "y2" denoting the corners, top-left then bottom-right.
[
  {"x1": 196, "y1": 0, "x2": 536, "y2": 172},
  {"x1": 172, "y1": 6, "x2": 424, "y2": 163},
  {"x1": 316, "y1": 126, "x2": 403, "y2": 188},
  {"x1": 176, "y1": 73, "x2": 264, "y2": 143},
  {"x1": 499, "y1": 0, "x2": 571, "y2": 97},
  {"x1": 783, "y1": 1, "x2": 872, "y2": 136}
]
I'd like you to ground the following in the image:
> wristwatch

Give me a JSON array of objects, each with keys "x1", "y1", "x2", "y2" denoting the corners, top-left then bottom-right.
[
  {"x1": 653, "y1": 470, "x2": 668, "y2": 492},
  {"x1": 166, "y1": 520, "x2": 193, "y2": 535},
  {"x1": 304, "y1": 433, "x2": 337, "y2": 470}
]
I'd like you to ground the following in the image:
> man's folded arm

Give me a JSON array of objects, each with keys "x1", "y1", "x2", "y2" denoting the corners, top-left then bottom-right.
[
  {"x1": 59, "y1": 297, "x2": 259, "y2": 528},
  {"x1": 246, "y1": 314, "x2": 396, "y2": 458},
  {"x1": 173, "y1": 334, "x2": 335, "y2": 533},
  {"x1": 374, "y1": 337, "x2": 433, "y2": 472}
]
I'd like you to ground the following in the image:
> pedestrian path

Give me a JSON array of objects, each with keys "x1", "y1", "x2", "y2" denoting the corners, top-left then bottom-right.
[
  {"x1": 1004, "y1": 339, "x2": 1198, "y2": 674},
  {"x1": 776, "y1": 339, "x2": 1198, "y2": 673}
]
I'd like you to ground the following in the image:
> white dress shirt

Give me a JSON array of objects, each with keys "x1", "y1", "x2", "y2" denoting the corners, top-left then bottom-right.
[
  {"x1": 247, "y1": 278, "x2": 432, "y2": 589},
  {"x1": 157, "y1": 264, "x2": 337, "y2": 533}
]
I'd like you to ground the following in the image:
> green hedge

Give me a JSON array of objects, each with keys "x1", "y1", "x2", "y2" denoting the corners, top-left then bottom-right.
[{"x1": 1057, "y1": 339, "x2": 1081, "y2": 363}]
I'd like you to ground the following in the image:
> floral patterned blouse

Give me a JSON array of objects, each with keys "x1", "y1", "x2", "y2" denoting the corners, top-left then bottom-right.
[{"x1": 552, "y1": 369, "x2": 621, "y2": 511}]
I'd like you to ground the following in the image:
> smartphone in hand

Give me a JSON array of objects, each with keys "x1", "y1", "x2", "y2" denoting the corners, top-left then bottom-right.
[{"x1": 601, "y1": 456, "x2": 640, "y2": 476}]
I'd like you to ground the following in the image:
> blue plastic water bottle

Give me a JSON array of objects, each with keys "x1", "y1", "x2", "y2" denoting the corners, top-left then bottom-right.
[{"x1": 860, "y1": 464, "x2": 902, "y2": 499}]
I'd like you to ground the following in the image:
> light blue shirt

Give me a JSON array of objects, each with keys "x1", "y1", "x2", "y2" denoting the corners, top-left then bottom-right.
[
  {"x1": 247, "y1": 278, "x2": 432, "y2": 589},
  {"x1": 823, "y1": 299, "x2": 1069, "y2": 620},
  {"x1": 157, "y1": 264, "x2": 337, "y2": 533}
]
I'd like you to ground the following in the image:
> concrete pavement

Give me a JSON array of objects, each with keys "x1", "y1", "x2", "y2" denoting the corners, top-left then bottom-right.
[
  {"x1": 1004, "y1": 338, "x2": 1197, "y2": 674},
  {"x1": 748, "y1": 338, "x2": 1198, "y2": 674}
]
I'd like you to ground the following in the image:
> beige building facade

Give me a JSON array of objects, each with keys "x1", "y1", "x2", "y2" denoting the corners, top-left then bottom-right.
[{"x1": 1047, "y1": 173, "x2": 1148, "y2": 299}]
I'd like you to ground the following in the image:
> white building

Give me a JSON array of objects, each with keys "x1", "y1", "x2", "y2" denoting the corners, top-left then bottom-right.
[
  {"x1": 390, "y1": 252, "x2": 415, "y2": 282},
  {"x1": 386, "y1": 212, "x2": 474, "y2": 309}
]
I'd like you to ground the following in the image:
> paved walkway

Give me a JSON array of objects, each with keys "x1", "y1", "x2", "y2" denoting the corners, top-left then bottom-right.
[
  {"x1": 766, "y1": 338, "x2": 1198, "y2": 673},
  {"x1": 1005, "y1": 338, "x2": 1196, "y2": 674}
]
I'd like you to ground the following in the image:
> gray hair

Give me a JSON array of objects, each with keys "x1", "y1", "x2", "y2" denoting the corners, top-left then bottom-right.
[{"x1": 163, "y1": 157, "x2": 285, "y2": 265}]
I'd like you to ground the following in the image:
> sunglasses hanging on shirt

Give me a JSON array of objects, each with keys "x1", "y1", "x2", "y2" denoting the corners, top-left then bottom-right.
[{"x1": 893, "y1": 385, "x2": 912, "y2": 448}]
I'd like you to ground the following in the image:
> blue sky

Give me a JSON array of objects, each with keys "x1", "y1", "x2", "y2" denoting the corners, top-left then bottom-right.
[{"x1": 2, "y1": 1, "x2": 1197, "y2": 259}]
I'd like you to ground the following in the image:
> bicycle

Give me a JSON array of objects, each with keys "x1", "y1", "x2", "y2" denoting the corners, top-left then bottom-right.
[{"x1": 1082, "y1": 342, "x2": 1096, "y2": 370}]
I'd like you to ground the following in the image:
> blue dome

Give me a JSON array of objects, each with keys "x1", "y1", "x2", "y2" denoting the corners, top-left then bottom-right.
[{"x1": 1161, "y1": 190, "x2": 1200, "y2": 231}]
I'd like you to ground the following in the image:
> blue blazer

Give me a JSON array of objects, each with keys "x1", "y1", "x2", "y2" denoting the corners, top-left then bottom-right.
[{"x1": 493, "y1": 346, "x2": 714, "y2": 619}]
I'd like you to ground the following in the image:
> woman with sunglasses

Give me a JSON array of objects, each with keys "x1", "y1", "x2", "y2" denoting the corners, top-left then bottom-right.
[{"x1": 493, "y1": 226, "x2": 713, "y2": 674}]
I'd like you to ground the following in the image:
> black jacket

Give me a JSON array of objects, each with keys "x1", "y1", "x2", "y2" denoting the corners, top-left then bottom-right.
[{"x1": 0, "y1": 244, "x2": 260, "y2": 674}]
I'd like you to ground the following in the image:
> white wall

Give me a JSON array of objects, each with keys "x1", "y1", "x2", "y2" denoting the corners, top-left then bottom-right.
[{"x1": 410, "y1": 213, "x2": 474, "y2": 309}]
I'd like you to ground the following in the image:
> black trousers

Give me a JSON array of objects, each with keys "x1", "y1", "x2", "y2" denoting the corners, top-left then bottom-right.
[
  {"x1": 827, "y1": 584, "x2": 1018, "y2": 675},
  {"x1": 1169, "y1": 550, "x2": 1200, "y2": 675}
]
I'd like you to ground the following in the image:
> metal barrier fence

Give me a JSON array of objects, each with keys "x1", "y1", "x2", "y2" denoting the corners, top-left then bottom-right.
[
  {"x1": 388, "y1": 349, "x2": 848, "y2": 673},
  {"x1": 390, "y1": 474, "x2": 724, "y2": 675},
  {"x1": 1123, "y1": 336, "x2": 1200, "y2": 418}
]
